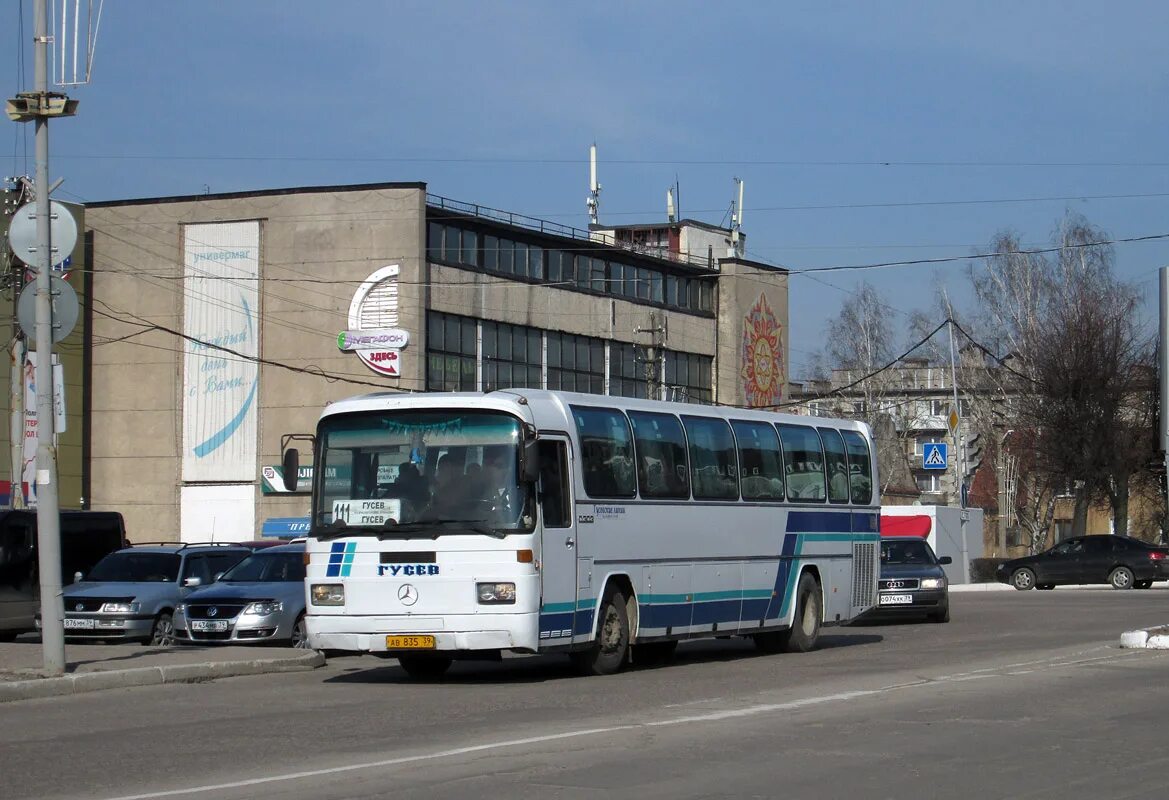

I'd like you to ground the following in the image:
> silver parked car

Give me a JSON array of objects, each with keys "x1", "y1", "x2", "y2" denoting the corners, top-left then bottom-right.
[
  {"x1": 56, "y1": 543, "x2": 256, "y2": 645},
  {"x1": 174, "y1": 542, "x2": 309, "y2": 647}
]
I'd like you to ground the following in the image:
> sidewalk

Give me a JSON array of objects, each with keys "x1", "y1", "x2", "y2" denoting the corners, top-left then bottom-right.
[
  {"x1": 0, "y1": 635, "x2": 324, "y2": 703},
  {"x1": 950, "y1": 580, "x2": 1169, "y2": 592}
]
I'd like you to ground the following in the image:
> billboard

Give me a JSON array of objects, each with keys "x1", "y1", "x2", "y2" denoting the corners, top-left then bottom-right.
[{"x1": 181, "y1": 221, "x2": 260, "y2": 482}]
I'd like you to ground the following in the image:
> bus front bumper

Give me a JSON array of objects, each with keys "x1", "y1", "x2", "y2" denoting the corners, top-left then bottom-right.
[{"x1": 306, "y1": 611, "x2": 540, "y2": 654}]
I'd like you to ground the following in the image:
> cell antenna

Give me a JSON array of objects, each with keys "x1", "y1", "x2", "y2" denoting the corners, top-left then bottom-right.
[
  {"x1": 586, "y1": 143, "x2": 601, "y2": 225},
  {"x1": 52, "y1": 0, "x2": 105, "y2": 86},
  {"x1": 730, "y1": 177, "x2": 745, "y2": 257},
  {"x1": 666, "y1": 187, "x2": 676, "y2": 223}
]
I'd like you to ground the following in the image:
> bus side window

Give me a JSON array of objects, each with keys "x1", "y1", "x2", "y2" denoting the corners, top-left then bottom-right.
[
  {"x1": 841, "y1": 430, "x2": 874, "y2": 505},
  {"x1": 628, "y1": 411, "x2": 690, "y2": 499},
  {"x1": 818, "y1": 427, "x2": 850, "y2": 504},
  {"x1": 731, "y1": 420, "x2": 785, "y2": 501},
  {"x1": 682, "y1": 416, "x2": 739, "y2": 500},
  {"x1": 777, "y1": 423, "x2": 826, "y2": 502},
  {"x1": 538, "y1": 441, "x2": 570, "y2": 528}
]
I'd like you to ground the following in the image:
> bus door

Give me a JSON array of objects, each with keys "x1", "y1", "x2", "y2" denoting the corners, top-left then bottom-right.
[{"x1": 536, "y1": 437, "x2": 578, "y2": 644}]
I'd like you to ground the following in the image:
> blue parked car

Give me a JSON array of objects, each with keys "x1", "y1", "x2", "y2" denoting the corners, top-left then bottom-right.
[{"x1": 174, "y1": 542, "x2": 309, "y2": 647}]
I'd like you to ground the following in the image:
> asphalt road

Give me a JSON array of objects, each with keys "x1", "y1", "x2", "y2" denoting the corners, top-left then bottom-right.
[{"x1": 3, "y1": 590, "x2": 1168, "y2": 800}]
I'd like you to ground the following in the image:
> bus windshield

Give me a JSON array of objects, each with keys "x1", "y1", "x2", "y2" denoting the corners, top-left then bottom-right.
[{"x1": 314, "y1": 410, "x2": 533, "y2": 536}]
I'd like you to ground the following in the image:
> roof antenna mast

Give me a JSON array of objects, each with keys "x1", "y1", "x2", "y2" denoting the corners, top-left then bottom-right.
[
  {"x1": 587, "y1": 142, "x2": 601, "y2": 226},
  {"x1": 730, "y1": 177, "x2": 745, "y2": 257}
]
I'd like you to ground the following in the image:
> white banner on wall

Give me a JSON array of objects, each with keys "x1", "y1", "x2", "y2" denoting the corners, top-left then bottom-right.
[
  {"x1": 180, "y1": 484, "x2": 256, "y2": 543},
  {"x1": 22, "y1": 352, "x2": 66, "y2": 508},
  {"x1": 181, "y1": 221, "x2": 260, "y2": 482}
]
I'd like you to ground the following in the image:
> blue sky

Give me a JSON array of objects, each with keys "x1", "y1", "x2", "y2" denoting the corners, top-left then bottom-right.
[{"x1": 8, "y1": 1, "x2": 1169, "y2": 379}]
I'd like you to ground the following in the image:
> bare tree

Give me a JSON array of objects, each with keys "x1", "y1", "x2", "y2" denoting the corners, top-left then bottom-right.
[{"x1": 971, "y1": 214, "x2": 1151, "y2": 538}]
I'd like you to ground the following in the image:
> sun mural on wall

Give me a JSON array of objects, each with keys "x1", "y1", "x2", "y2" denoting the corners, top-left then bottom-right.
[{"x1": 741, "y1": 293, "x2": 784, "y2": 407}]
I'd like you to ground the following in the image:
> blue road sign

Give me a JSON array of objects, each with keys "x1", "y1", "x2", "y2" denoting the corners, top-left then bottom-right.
[{"x1": 923, "y1": 443, "x2": 948, "y2": 470}]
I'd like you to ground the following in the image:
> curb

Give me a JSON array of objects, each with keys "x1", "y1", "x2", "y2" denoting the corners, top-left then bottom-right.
[
  {"x1": 0, "y1": 650, "x2": 325, "y2": 704},
  {"x1": 1119, "y1": 626, "x2": 1169, "y2": 650}
]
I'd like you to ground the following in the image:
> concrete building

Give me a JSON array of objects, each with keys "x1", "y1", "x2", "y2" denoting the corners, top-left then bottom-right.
[{"x1": 80, "y1": 182, "x2": 790, "y2": 542}]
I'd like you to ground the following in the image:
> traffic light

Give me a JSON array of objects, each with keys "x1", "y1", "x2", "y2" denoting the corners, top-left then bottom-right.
[{"x1": 964, "y1": 432, "x2": 983, "y2": 483}]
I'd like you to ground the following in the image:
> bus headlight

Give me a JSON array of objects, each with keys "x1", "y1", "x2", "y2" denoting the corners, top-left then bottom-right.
[
  {"x1": 477, "y1": 582, "x2": 516, "y2": 604},
  {"x1": 311, "y1": 584, "x2": 345, "y2": 606},
  {"x1": 920, "y1": 578, "x2": 945, "y2": 590}
]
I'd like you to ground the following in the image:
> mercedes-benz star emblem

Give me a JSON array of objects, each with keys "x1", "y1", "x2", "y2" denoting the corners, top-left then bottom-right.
[
  {"x1": 397, "y1": 584, "x2": 419, "y2": 606},
  {"x1": 207, "y1": 607, "x2": 219, "y2": 617}
]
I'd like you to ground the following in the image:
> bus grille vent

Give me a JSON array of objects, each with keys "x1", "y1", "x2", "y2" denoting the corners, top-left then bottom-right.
[{"x1": 852, "y1": 541, "x2": 876, "y2": 608}]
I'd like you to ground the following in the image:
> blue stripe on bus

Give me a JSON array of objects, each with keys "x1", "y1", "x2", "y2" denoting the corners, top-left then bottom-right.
[{"x1": 787, "y1": 511, "x2": 852, "y2": 533}]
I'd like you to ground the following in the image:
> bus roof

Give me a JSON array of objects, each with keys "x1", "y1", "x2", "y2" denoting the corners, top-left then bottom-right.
[{"x1": 318, "y1": 389, "x2": 872, "y2": 437}]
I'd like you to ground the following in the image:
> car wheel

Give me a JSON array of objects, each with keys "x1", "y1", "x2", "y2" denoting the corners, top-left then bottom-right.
[
  {"x1": 1109, "y1": 566, "x2": 1135, "y2": 590},
  {"x1": 148, "y1": 612, "x2": 175, "y2": 647},
  {"x1": 396, "y1": 654, "x2": 453, "y2": 681},
  {"x1": 1134, "y1": 580, "x2": 1153, "y2": 590},
  {"x1": 1011, "y1": 568, "x2": 1036, "y2": 590},
  {"x1": 290, "y1": 614, "x2": 310, "y2": 649},
  {"x1": 570, "y1": 587, "x2": 631, "y2": 676}
]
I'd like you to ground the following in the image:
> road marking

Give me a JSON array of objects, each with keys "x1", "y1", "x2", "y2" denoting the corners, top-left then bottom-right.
[{"x1": 98, "y1": 648, "x2": 1164, "y2": 800}]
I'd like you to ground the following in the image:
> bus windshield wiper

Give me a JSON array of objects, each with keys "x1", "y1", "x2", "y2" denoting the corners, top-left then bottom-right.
[
  {"x1": 314, "y1": 520, "x2": 354, "y2": 541},
  {"x1": 376, "y1": 519, "x2": 506, "y2": 540}
]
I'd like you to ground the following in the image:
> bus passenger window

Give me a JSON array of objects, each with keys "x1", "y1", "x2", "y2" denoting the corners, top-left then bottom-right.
[
  {"x1": 841, "y1": 430, "x2": 874, "y2": 505},
  {"x1": 628, "y1": 411, "x2": 690, "y2": 499},
  {"x1": 682, "y1": 416, "x2": 739, "y2": 500},
  {"x1": 571, "y1": 406, "x2": 637, "y2": 499},
  {"x1": 777, "y1": 424, "x2": 826, "y2": 502},
  {"x1": 538, "y1": 441, "x2": 570, "y2": 528},
  {"x1": 818, "y1": 427, "x2": 850, "y2": 504},
  {"x1": 731, "y1": 420, "x2": 785, "y2": 501}
]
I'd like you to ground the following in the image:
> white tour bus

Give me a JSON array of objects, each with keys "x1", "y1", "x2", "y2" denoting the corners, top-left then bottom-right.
[{"x1": 283, "y1": 389, "x2": 880, "y2": 678}]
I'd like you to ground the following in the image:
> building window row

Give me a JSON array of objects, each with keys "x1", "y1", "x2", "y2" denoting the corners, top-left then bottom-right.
[
  {"x1": 428, "y1": 221, "x2": 714, "y2": 315},
  {"x1": 426, "y1": 312, "x2": 712, "y2": 402}
]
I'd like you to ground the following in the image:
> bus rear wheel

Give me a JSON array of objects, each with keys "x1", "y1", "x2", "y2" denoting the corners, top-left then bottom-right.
[
  {"x1": 397, "y1": 654, "x2": 453, "y2": 681},
  {"x1": 781, "y1": 573, "x2": 822, "y2": 653},
  {"x1": 571, "y1": 588, "x2": 630, "y2": 676}
]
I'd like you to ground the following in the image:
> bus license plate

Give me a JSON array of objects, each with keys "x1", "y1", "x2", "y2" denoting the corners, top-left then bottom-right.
[
  {"x1": 879, "y1": 594, "x2": 913, "y2": 605},
  {"x1": 386, "y1": 635, "x2": 436, "y2": 649}
]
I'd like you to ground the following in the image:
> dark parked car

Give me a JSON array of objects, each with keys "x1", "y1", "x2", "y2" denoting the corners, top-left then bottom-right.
[
  {"x1": 996, "y1": 535, "x2": 1169, "y2": 590},
  {"x1": 873, "y1": 538, "x2": 951, "y2": 623}
]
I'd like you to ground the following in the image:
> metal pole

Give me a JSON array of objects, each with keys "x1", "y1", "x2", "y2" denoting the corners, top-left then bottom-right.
[
  {"x1": 33, "y1": 0, "x2": 65, "y2": 676},
  {"x1": 1160, "y1": 268, "x2": 1169, "y2": 543},
  {"x1": 948, "y1": 319, "x2": 970, "y2": 582}
]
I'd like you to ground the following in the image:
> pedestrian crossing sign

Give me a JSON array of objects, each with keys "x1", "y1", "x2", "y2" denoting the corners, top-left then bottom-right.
[{"x1": 923, "y1": 443, "x2": 948, "y2": 470}]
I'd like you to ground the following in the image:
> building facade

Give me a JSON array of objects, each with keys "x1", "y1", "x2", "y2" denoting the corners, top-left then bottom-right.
[{"x1": 82, "y1": 182, "x2": 789, "y2": 542}]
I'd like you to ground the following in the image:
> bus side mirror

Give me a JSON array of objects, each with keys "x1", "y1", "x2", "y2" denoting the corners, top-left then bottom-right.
[
  {"x1": 282, "y1": 448, "x2": 300, "y2": 492},
  {"x1": 520, "y1": 440, "x2": 540, "y2": 484},
  {"x1": 938, "y1": 556, "x2": 953, "y2": 565}
]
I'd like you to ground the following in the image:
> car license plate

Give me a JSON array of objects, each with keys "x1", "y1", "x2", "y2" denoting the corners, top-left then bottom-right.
[
  {"x1": 386, "y1": 634, "x2": 436, "y2": 649},
  {"x1": 191, "y1": 620, "x2": 229, "y2": 632},
  {"x1": 879, "y1": 594, "x2": 913, "y2": 605},
  {"x1": 63, "y1": 617, "x2": 96, "y2": 629}
]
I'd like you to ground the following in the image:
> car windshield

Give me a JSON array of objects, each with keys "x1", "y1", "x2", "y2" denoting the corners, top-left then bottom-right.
[
  {"x1": 313, "y1": 409, "x2": 534, "y2": 536},
  {"x1": 881, "y1": 540, "x2": 936, "y2": 565},
  {"x1": 220, "y1": 551, "x2": 306, "y2": 582},
  {"x1": 85, "y1": 552, "x2": 181, "y2": 582}
]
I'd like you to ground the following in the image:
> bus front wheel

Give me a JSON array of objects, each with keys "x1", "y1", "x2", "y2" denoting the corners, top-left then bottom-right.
[{"x1": 571, "y1": 588, "x2": 630, "y2": 676}]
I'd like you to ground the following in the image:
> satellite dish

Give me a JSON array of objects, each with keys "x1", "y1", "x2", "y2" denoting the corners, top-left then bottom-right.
[
  {"x1": 5, "y1": 201, "x2": 78, "y2": 269},
  {"x1": 17, "y1": 276, "x2": 80, "y2": 345}
]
